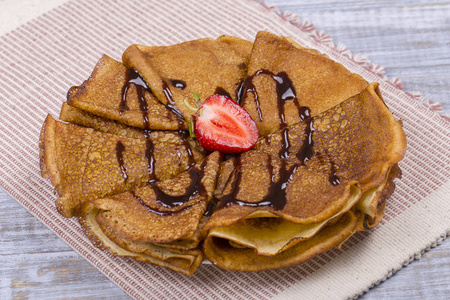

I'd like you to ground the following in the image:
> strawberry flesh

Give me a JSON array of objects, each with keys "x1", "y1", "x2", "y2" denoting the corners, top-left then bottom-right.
[{"x1": 193, "y1": 94, "x2": 259, "y2": 153}]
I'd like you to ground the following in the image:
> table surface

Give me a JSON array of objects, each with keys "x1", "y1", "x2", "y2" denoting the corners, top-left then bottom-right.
[{"x1": 1, "y1": 0, "x2": 449, "y2": 299}]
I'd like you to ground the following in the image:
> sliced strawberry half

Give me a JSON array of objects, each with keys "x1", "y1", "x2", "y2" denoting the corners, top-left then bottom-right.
[{"x1": 192, "y1": 94, "x2": 259, "y2": 153}]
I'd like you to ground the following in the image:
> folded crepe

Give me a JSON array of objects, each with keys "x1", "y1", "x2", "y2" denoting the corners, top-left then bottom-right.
[
  {"x1": 240, "y1": 31, "x2": 369, "y2": 136},
  {"x1": 77, "y1": 202, "x2": 203, "y2": 276},
  {"x1": 89, "y1": 151, "x2": 220, "y2": 245},
  {"x1": 203, "y1": 83, "x2": 406, "y2": 266},
  {"x1": 77, "y1": 151, "x2": 221, "y2": 275},
  {"x1": 203, "y1": 210, "x2": 362, "y2": 272},
  {"x1": 38, "y1": 31, "x2": 407, "y2": 275},
  {"x1": 59, "y1": 102, "x2": 204, "y2": 153},
  {"x1": 253, "y1": 83, "x2": 406, "y2": 191},
  {"x1": 39, "y1": 115, "x2": 204, "y2": 217},
  {"x1": 122, "y1": 36, "x2": 253, "y2": 121},
  {"x1": 356, "y1": 163, "x2": 402, "y2": 228},
  {"x1": 77, "y1": 152, "x2": 221, "y2": 275},
  {"x1": 67, "y1": 55, "x2": 186, "y2": 130}
]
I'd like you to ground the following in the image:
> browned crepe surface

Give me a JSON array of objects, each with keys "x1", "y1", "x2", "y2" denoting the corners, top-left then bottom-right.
[
  {"x1": 254, "y1": 83, "x2": 406, "y2": 192},
  {"x1": 122, "y1": 36, "x2": 252, "y2": 121},
  {"x1": 77, "y1": 203, "x2": 203, "y2": 276},
  {"x1": 206, "y1": 83, "x2": 406, "y2": 229},
  {"x1": 90, "y1": 151, "x2": 221, "y2": 244},
  {"x1": 60, "y1": 102, "x2": 204, "y2": 152},
  {"x1": 40, "y1": 115, "x2": 204, "y2": 217},
  {"x1": 241, "y1": 31, "x2": 369, "y2": 136},
  {"x1": 67, "y1": 55, "x2": 186, "y2": 130},
  {"x1": 203, "y1": 210, "x2": 361, "y2": 272},
  {"x1": 38, "y1": 31, "x2": 407, "y2": 275},
  {"x1": 205, "y1": 150, "x2": 356, "y2": 230}
]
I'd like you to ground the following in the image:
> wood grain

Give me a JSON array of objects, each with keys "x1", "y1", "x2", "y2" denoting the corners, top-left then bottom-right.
[{"x1": 1, "y1": 0, "x2": 449, "y2": 299}]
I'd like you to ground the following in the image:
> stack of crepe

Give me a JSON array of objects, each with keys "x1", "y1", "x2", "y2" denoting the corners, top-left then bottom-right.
[{"x1": 39, "y1": 31, "x2": 406, "y2": 275}]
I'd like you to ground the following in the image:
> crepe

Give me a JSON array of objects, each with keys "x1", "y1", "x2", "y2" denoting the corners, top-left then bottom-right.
[
  {"x1": 203, "y1": 82, "x2": 406, "y2": 262},
  {"x1": 208, "y1": 83, "x2": 405, "y2": 223},
  {"x1": 240, "y1": 31, "x2": 369, "y2": 136},
  {"x1": 59, "y1": 102, "x2": 204, "y2": 153},
  {"x1": 77, "y1": 202, "x2": 203, "y2": 276},
  {"x1": 89, "y1": 151, "x2": 221, "y2": 246},
  {"x1": 203, "y1": 210, "x2": 362, "y2": 272},
  {"x1": 67, "y1": 55, "x2": 186, "y2": 130},
  {"x1": 38, "y1": 31, "x2": 407, "y2": 275},
  {"x1": 122, "y1": 36, "x2": 252, "y2": 121},
  {"x1": 39, "y1": 115, "x2": 204, "y2": 217},
  {"x1": 356, "y1": 163, "x2": 402, "y2": 228}
]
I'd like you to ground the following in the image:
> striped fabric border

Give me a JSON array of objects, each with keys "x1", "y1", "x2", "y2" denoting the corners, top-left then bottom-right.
[{"x1": 0, "y1": 0, "x2": 449, "y2": 299}]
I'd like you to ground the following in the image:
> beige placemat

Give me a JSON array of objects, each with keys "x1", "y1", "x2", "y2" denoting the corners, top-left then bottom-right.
[{"x1": 0, "y1": 0, "x2": 449, "y2": 299}]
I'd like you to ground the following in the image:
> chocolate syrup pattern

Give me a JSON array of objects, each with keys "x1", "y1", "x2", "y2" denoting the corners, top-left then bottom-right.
[
  {"x1": 129, "y1": 160, "x2": 208, "y2": 216},
  {"x1": 130, "y1": 190, "x2": 193, "y2": 216},
  {"x1": 121, "y1": 69, "x2": 186, "y2": 128},
  {"x1": 119, "y1": 71, "x2": 197, "y2": 183},
  {"x1": 210, "y1": 70, "x2": 344, "y2": 213},
  {"x1": 121, "y1": 68, "x2": 151, "y2": 129},
  {"x1": 115, "y1": 131, "x2": 195, "y2": 185},
  {"x1": 316, "y1": 152, "x2": 341, "y2": 186},
  {"x1": 238, "y1": 70, "x2": 300, "y2": 124},
  {"x1": 115, "y1": 141, "x2": 128, "y2": 182},
  {"x1": 154, "y1": 160, "x2": 207, "y2": 208},
  {"x1": 296, "y1": 118, "x2": 315, "y2": 165},
  {"x1": 117, "y1": 69, "x2": 336, "y2": 216},
  {"x1": 203, "y1": 197, "x2": 219, "y2": 217},
  {"x1": 214, "y1": 86, "x2": 232, "y2": 99},
  {"x1": 145, "y1": 139, "x2": 156, "y2": 184},
  {"x1": 321, "y1": 151, "x2": 341, "y2": 186},
  {"x1": 171, "y1": 79, "x2": 186, "y2": 90},
  {"x1": 329, "y1": 161, "x2": 341, "y2": 186},
  {"x1": 217, "y1": 158, "x2": 299, "y2": 211},
  {"x1": 177, "y1": 130, "x2": 196, "y2": 169},
  {"x1": 238, "y1": 69, "x2": 316, "y2": 161},
  {"x1": 279, "y1": 128, "x2": 291, "y2": 159},
  {"x1": 161, "y1": 80, "x2": 185, "y2": 120}
]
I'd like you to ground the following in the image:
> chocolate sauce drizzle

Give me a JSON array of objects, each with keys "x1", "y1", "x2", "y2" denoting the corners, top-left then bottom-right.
[
  {"x1": 238, "y1": 69, "x2": 300, "y2": 125},
  {"x1": 121, "y1": 69, "x2": 186, "y2": 128},
  {"x1": 323, "y1": 151, "x2": 341, "y2": 186},
  {"x1": 237, "y1": 72, "x2": 263, "y2": 120},
  {"x1": 238, "y1": 69, "x2": 316, "y2": 161},
  {"x1": 128, "y1": 159, "x2": 208, "y2": 216},
  {"x1": 129, "y1": 160, "x2": 208, "y2": 217},
  {"x1": 145, "y1": 139, "x2": 156, "y2": 184},
  {"x1": 316, "y1": 152, "x2": 341, "y2": 186},
  {"x1": 130, "y1": 190, "x2": 193, "y2": 216},
  {"x1": 119, "y1": 72, "x2": 194, "y2": 182},
  {"x1": 203, "y1": 197, "x2": 219, "y2": 217},
  {"x1": 277, "y1": 106, "x2": 314, "y2": 161},
  {"x1": 161, "y1": 80, "x2": 185, "y2": 120},
  {"x1": 121, "y1": 68, "x2": 151, "y2": 129},
  {"x1": 154, "y1": 160, "x2": 207, "y2": 208},
  {"x1": 217, "y1": 158, "x2": 299, "y2": 211},
  {"x1": 279, "y1": 128, "x2": 291, "y2": 159},
  {"x1": 116, "y1": 141, "x2": 128, "y2": 182},
  {"x1": 177, "y1": 130, "x2": 196, "y2": 169},
  {"x1": 214, "y1": 86, "x2": 232, "y2": 99},
  {"x1": 115, "y1": 130, "x2": 196, "y2": 186},
  {"x1": 296, "y1": 118, "x2": 315, "y2": 165},
  {"x1": 116, "y1": 69, "x2": 196, "y2": 185},
  {"x1": 171, "y1": 79, "x2": 186, "y2": 90},
  {"x1": 329, "y1": 161, "x2": 340, "y2": 186}
]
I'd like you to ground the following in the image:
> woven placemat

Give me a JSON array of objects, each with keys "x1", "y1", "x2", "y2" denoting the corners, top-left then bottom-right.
[{"x1": 0, "y1": 0, "x2": 449, "y2": 299}]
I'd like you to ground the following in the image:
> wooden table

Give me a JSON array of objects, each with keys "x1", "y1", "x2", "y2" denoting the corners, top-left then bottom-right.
[{"x1": 1, "y1": 0, "x2": 449, "y2": 299}]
